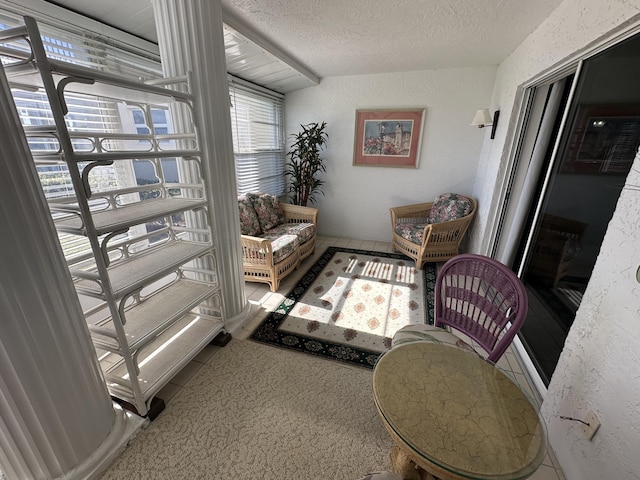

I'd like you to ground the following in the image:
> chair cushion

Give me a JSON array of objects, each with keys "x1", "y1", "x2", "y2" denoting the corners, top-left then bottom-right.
[
  {"x1": 261, "y1": 233, "x2": 300, "y2": 264},
  {"x1": 391, "y1": 323, "x2": 478, "y2": 355},
  {"x1": 427, "y1": 193, "x2": 473, "y2": 223},
  {"x1": 238, "y1": 194, "x2": 261, "y2": 236},
  {"x1": 248, "y1": 192, "x2": 285, "y2": 231},
  {"x1": 263, "y1": 222, "x2": 316, "y2": 244},
  {"x1": 394, "y1": 222, "x2": 429, "y2": 245}
]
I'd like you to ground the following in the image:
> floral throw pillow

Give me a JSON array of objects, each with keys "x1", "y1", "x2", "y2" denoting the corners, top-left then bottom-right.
[
  {"x1": 238, "y1": 195, "x2": 261, "y2": 236},
  {"x1": 427, "y1": 193, "x2": 473, "y2": 223},
  {"x1": 247, "y1": 192, "x2": 285, "y2": 231}
]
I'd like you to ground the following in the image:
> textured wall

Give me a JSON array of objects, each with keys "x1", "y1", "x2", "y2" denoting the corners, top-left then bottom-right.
[
  {"x1": 545, "y1": 156, "x2": 640, "y2": 479},
  {"x1": 285, "y1": 67, "x2": 496, "y2": 242},
  {"x1": 471, "y1": 0, "x2": 640, "y2": 478}
]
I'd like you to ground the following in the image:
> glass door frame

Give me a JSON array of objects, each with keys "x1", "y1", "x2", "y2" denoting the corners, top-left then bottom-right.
[{"x1": 486, "y1": 21, "x2": 640, "y2": 400}]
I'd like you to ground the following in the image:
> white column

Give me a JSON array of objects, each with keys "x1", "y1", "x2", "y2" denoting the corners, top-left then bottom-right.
[
  {"x1": 0, "y1": 65, "x2": 142, "y2": 479},
  {"x1": 151, "y1": 0, "x2": 249, "y2": 325}
]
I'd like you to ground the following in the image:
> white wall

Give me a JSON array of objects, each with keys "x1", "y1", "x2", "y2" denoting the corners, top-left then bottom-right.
[
  {"x1": 472, "y1": 0, "x2": 640, "y2": 478},
  {"x1": 285, "y1": 67, "x2": 496, "y2": 242}
]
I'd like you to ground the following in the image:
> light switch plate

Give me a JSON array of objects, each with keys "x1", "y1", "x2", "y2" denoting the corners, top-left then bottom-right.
[{"x1": 583, "y1": 411, "x2": 601, "y2": 440}]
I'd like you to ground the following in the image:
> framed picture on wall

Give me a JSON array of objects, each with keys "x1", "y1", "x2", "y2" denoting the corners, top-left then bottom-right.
[{"x1": 353, "y1": 108, "x2": 425, "y2": 167}]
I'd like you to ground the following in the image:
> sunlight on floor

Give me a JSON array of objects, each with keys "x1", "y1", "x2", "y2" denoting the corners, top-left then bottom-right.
[{"x1": 169, "y1": 235, "x2": 569, "y2": 480}]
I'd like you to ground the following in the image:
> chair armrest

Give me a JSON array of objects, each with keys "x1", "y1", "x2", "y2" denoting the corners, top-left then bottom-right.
[
  {"x1": 533, "y1": 230, "x2": 573, "y2": 258},
  {"x1": 390, "y1": 202, "x2": 433, "y2": 226},
  {"x1": 424, "y1": 212, "x2": 475, "y2": 243},
  {"x1": 281, "y1": 203, "x2": 318, "y2": 225},
  {"x1": 240, "y1": 234, "x2": 274, "y2": 263}
]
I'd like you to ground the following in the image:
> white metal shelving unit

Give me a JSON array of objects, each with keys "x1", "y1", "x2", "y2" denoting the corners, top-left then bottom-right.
[{"x1": 1, "y1": 16, "x2": 229, "y2": 418}]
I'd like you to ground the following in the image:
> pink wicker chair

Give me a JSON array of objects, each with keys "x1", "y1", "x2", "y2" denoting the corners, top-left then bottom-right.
[{"x1": 392, "y1": 254, "x2": 528, "y2": 363}]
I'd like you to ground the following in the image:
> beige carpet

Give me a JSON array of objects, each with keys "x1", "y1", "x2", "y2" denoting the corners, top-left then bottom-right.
[{"x1": 100, "y1": 340, "x2": 394, "y2": 479}]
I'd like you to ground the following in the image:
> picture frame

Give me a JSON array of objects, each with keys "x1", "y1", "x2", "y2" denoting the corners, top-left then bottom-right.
[{"x1": 353, "y1": 108, "x2": 425, "y2": 167}]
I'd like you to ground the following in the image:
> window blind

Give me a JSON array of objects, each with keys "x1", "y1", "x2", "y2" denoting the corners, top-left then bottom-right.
[
  {"x1": 0, "y1": 10, "x2": 156, "y2": 260},
  {"x1": 2, "y1": 6, "x2": 287, "y2": 219},
  {"x1": 230, "y1": 78, "x2": 286, "y2": 196},
  {"x1": 0, "y1": 10, "x2": 162, "y2": 79}
]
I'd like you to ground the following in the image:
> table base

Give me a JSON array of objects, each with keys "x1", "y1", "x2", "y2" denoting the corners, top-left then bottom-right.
[{"x1": 391, "y1": 446, "x2": 440, "y2": 480}]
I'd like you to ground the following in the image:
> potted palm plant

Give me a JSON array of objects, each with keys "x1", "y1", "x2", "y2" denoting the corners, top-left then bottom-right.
[{"x1": 285, "y1": 121, "x2": 328, "y2": 206}]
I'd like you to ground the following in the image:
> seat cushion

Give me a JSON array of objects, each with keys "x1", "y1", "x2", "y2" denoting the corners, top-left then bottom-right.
[
  {"x1": 238, "y1": 194, "x2": 262, "y2": 236},
  {"x1": 391, "y1": 323, "x2": 477, "y2": 354},
  {"x1": 394, "y1": 222, "x2": 429, "y2": 245},
  {"x1": 427, "y1": 193, "x2": 473, "y2": 223},
  {"x1": 263, "y1": 222, "x2": 316, "y2": 244},
  {"x1": 248, "y1": 192, "x2": 285, "y2": 231},
  {"x1": 261, "y1": 233, "x2": 300, "y2": 264}
]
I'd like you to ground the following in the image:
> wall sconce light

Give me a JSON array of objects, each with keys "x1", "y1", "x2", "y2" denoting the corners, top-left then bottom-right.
[{"x1": 471, "y1": 108, "x2": 500, "y2": 139}]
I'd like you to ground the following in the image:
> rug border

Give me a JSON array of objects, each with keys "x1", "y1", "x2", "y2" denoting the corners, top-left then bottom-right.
[{"x1": 249, "y1": 246, "x2": 436, "y2": 368}]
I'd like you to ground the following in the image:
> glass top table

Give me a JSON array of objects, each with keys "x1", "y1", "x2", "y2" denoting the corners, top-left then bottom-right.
[{"x1": 372, "y1": 341, "x2": 547, "y2": 480}]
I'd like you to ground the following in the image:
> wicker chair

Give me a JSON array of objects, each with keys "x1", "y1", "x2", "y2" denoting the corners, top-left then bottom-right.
[
  {"x1": 390, "y1": 193, "x2": 477, "y2": 269},
  {"x1": 392, "y1": 253, "x2": 528, "y2": 363},
  {"x1": 528, "y1": 213, "x2": 587, "y2": 287}
]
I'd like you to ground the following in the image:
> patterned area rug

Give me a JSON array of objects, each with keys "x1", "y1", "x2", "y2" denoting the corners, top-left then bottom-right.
[{"x1": 250, "y1": 246, "x2": 437, "y2": 368}]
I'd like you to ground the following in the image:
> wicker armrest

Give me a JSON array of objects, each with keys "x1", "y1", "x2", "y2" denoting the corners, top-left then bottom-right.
[
  {"x1": 426, "y1": 213, "x2": 474, "y2": 242},
  {"x1": 534, "y1": 230, "x2": 572, "y2": 256},
  {"x1": 240, "y1": 234, "x2": 273, "y2": 263},
  {"x1": 281, "y1": 203, "x2": 318, "y2": 225},
  {"x1": 427, "y1": 215, "x2": 469, "y2": 230},
  {"x1": 390, "y1": 202, "x2": 433, "y2": 226}
]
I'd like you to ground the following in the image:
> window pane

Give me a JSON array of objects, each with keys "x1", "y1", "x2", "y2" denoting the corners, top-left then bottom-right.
[
  {"x1": 2, "y1": 7, "x2": 286, "y2": 258},
  {"x1": 229, "y1": 82, "x2": 285, "y2": 196},
  {"x1": 1, "y1": 12, "x2": 159, "y2": 260},
  {"x1": 132, "y1": 109, "x2": 146, "y2": 124},
  {"x1": 151, "y1": 109, "x2": 167, "y2": 124}
]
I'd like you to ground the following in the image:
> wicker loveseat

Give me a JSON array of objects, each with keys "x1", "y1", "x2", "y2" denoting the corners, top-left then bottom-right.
[
  {"x1": 238, "y1": 192, "x2": 318, "y2": 291},
  {"x1": 390, "y1": 193, "x2": 477, "y2": 269}
]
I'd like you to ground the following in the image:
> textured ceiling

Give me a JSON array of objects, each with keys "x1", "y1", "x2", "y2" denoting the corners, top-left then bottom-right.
[
  {"x1": 43, "y1": 0, "x2": 563, "y2": 86},
  {"x1": 222, "y1": 0, "x2": 562, "y2": 77}
]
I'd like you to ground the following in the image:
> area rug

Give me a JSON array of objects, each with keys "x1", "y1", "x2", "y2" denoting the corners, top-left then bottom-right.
[{"x1": 250, "y1": 246, "x2": 437, "y2": 368}]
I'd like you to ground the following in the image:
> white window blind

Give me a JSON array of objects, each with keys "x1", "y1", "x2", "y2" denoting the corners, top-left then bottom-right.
[
  {"x1": 0, "y1": 9, "x2": 162, "y2": 78},
  {"x1": 230, "y1": 79, "x2": 286, "y2": 196},
  {"x1": 2, "y1": 6, "x2": 287, "y2": 219},
  {"x1": 16, "y1": 90, "x2": 121, "y2": 196},
  {"x1": 13, "y1": 90, "x2": 122, "y2": 259},
  {"x1": 0, "y1": 10, "x2": 160, "y2": 259}
]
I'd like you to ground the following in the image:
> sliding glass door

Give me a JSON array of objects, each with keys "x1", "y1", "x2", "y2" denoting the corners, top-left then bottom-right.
[{"x1": 499, "y1": 33, "x2": 640, "y2": 386}]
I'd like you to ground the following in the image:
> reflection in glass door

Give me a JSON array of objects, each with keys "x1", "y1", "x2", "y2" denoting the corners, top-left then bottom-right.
[{"x1": 507, "y1": 33, "x2": 640, "y2": 386}]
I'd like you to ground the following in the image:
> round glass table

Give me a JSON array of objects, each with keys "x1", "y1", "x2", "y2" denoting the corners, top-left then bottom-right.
[{"x1": 372, "y1": 341, "x2": 547, "y2": 480}]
